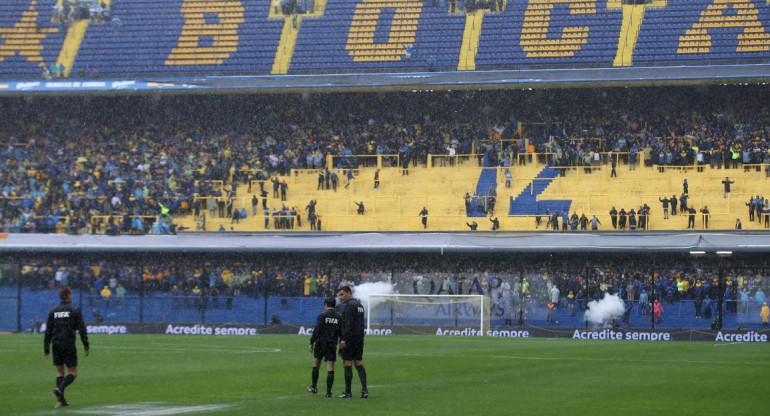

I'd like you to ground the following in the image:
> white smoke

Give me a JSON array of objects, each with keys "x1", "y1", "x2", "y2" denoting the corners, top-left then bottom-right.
[
  {"x1": 584, "y1": 293, "x2": 626, "y2": 326},
  {"x1": 352, "y1": 282, "x2": 395, "y2": 310}
]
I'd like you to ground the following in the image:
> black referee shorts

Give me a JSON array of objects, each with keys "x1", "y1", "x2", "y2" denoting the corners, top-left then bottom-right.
[
  {"x1": 313, "y1": 343, "x2": 337, "y2": 362},
  {"x1": 52, "y1": 344, "x2": 78, "y2": 367},
  {"x1": 340, "y1": 338, "x2": 364, "y2": 361}
]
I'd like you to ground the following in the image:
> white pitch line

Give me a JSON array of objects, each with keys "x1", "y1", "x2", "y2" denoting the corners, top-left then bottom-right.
[
  {"x1": 26, "y1": 403, "x2": 233, "y2": 416},
  {"x1": 368, "y1": 351, "x2": 770, "y2": 366},
  {"x1": 96, "y1": 346, "x2": 281, "y2": 354},
  {"x1": 72, "y1": 403, "x2": 233, "y2": 416}
]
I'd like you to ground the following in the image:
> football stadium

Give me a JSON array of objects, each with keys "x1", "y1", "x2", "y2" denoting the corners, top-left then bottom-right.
[{"x1": 1, "y1": 0, "x2": 770, "y2": 414}]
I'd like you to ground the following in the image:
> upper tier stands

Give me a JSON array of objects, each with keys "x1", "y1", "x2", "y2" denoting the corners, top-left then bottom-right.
[
  {"x1": 1, "y1": 0, "x2": 770, "y2": 77},
  {"x1": 476, "y1": 1, "x2": 623, "y2": 67},
  {"x1": 76, "y1": 0, "x2": 282, "y2": 76},
  {"x1": 0, "y1": 0, "x2": 66, "y2": 78},
  {"x1": 292, "y1": 0, "x2": 465, "y2": 71},
  {"x1": 635, "y1": 0, "x2": 770, "y2": 63}
]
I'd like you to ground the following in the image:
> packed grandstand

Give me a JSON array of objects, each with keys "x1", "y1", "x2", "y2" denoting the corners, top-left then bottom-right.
[
  {"x1": 1, "y1": 0, "x2": 770, "y2": 337},
  {"x1": 2, "y1": 87, "x2": 770, "y2": 233}
]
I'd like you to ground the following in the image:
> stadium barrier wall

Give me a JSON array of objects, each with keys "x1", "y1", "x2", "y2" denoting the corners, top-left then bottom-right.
[
  {"x1": 27, "y1": 321, "x2": 770, "y2": 343},
  {"x1": 6, "y1": 288, "x2": 767, "y2": 339}
]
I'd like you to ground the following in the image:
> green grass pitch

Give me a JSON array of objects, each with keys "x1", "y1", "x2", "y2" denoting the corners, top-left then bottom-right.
[{"x1": 0, "y1": 334, "x2": 767, "y2": 415}]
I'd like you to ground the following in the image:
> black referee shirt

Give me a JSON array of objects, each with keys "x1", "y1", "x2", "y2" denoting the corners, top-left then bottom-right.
[
  {"x1": 44, "y1": 301, "x2": 89, "y2": 354},
  {"x1": 310, "y1": 309, "x2": 342, "y2": 346},
  {"x1": 340, "y1": 298, "x2": 365, "y2": 342}
]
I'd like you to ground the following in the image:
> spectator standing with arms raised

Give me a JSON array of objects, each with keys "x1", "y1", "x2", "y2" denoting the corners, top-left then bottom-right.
[
  {"x1": 44, "y1": 286, "x2": 90, "y2": 407},
  {"x1": 722, "y1": 176, "x2": 734, "y2": 198},
  {"x1": 659, "y1": 196, "x2": 669, "y2": 219}
]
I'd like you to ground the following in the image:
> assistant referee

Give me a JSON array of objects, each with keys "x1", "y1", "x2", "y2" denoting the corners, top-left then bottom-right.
[
  {"x1": 44, "y1": 286, "x2": 90, "y2": 407},
  {"x1": 308, "y1": 297, "x2": 342, "y2": 397}
]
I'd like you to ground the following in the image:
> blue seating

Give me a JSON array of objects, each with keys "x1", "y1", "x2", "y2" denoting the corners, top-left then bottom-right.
[
  {"x1": 291, "y1": 2, "x2": 465, "y2": 72},
  {"x1": 635, "y1": 0, "x2": 770, "y2": 63},
  {"x1": 2, "y1": 0, "x2": 770, "y2": 78},
  {"x1": 476, "y1": 1, "x2": 622, "y2": 69},
  {"x1": 73, "y1": 0, "x2": 281, "y2": 76},
  {"x1": 0, "y1": 0, "x2": 66, "y2": 77}
]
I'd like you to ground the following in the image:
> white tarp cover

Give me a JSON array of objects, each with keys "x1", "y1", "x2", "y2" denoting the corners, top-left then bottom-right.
[{"x1": 1, "y1": 232, "x2": 769, "y2": 253}]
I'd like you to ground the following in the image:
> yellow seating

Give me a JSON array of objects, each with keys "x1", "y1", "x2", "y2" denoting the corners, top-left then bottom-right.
[{"x1": 173, "y1": 161, "x2": 770, "y2": 232}]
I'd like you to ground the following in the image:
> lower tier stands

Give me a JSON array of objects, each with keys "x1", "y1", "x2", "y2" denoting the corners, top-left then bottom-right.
[{"x1": 3, "y1": 288, "x2": 766, "y2": 332}]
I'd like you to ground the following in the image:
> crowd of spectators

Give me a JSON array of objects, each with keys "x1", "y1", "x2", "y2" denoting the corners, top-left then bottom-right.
[
  {"x1": 1, "y1": 86, "x2": 770, "y2": 234},
  {"x1": 3, "y1": 254, "x2": 769, "y2": 320}
]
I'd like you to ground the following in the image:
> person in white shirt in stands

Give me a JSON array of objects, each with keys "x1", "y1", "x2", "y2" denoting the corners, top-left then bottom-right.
[{"x1": 446, "y1": 145, "x2": 456, "y2": 166}]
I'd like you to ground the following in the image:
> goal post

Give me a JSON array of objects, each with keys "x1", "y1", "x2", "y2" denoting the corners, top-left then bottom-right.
[{"x1": 366, "y1": 294, "x2": 489, "y2": 335}]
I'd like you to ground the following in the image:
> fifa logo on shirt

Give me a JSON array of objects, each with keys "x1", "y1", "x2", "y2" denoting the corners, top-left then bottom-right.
[
  {"x1": 325, "y1": 318, "x2": 339, "y2": 324},
  {"x1": 54, "y1": 312, "x2": 70, "y2": 318}
]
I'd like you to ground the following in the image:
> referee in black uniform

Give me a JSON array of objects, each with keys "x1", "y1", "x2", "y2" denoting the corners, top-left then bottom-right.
[
  {"x1": 308, "y1": 297, "x2": 342, "y2": 397},
  {"x1": 337, "y1": 285, "x2": 369, "y2": 399},
  {"x1": 44, "y1": 286, "x2": 90, "y2": 407}
]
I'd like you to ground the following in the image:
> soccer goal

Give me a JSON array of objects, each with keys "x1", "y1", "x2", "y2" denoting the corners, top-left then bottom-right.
[{"x1": 366, "y1": 294, "x2": 488, "y2": 335}]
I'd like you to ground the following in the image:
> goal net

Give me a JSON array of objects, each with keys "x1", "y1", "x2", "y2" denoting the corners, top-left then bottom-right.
[{"x1": 366, "y1": 294, "x2": 488, "y2": 335}]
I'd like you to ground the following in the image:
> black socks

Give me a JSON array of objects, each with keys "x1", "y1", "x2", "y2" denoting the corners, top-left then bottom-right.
[
  {"x1": 356, "y1": 365, "x2": 368, "y2": 391},
  {"x1": 342, "y1": 365, "x2": 367, "y2": 393},
  {"x1": 311, "y1": 367, "x2": 319, "y2": 388},
  {"x1": 326, "y1": 371, "x2": 334, "y2": 393},
  {"x1": 344, "y1": 366, "x2": 353, "y2": 393},
  {"x1": 60, "y1": 374, "x2": 76, "y2": 392}
]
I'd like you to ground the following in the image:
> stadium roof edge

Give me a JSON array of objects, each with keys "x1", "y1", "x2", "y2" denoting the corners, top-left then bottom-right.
[
  {"x1": 3, "y1": 63, "x2": 770, "y2": 96},
  {"x1": 1, "y1": 232, "x2": 769, "y2": 254}
]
